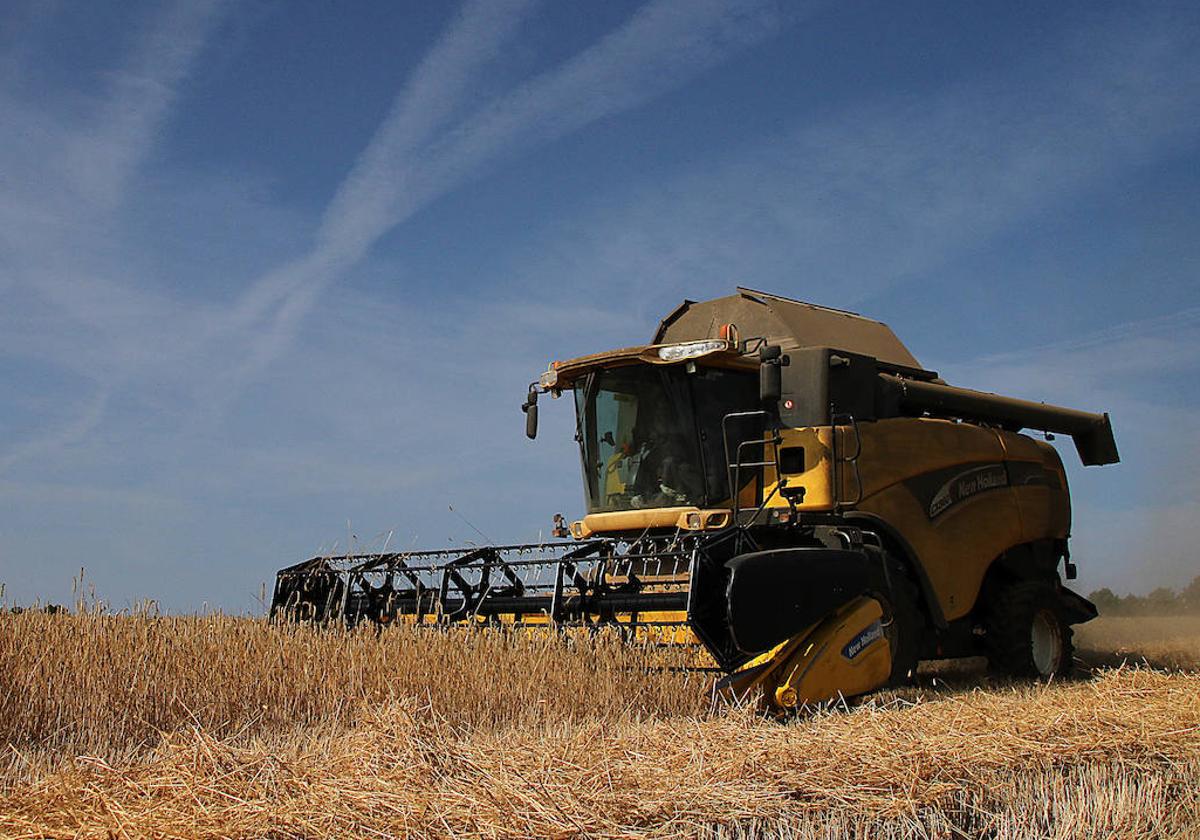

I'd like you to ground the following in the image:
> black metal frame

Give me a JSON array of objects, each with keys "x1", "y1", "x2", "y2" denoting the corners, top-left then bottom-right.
[{"x1": 271, "y1": 536, "x2": 696, "y2": 632}]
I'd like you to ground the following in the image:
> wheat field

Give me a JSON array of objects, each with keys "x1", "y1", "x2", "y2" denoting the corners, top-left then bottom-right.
[{"x1": 1, "y1": 610, "x2": 1198, "y2": 839}]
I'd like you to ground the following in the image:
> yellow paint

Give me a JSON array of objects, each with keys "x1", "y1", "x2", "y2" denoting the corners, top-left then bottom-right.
[
  {"x1": 762, "y1": 426, "x2": 837, "y2": 511},
  {"x1": 557, "y1": 413, "x2": 1075, "y2": 659},
  {"x1": 573, "y1": 507, "x2": 731, "y2": 538},
  {"x1": 395, "y1": 608, "x2": 704, "y2": 650},
  {"x1": 723, "y1": 417, "x2": 1074, "y2": 623},
  {"x1": 996, "y1": 432, "x2": 1072, "y2": 541},
  {"x1": 721, "y1": 596, "x2": 891, "y2": 713},
  {"x1": 838, "y1": 418, "x2": 1071, "y2": 621}
]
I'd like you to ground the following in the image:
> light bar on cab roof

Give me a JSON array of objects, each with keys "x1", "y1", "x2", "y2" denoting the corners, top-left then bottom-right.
[{"x1": 657, "y1": 339, "x2": 730, "y2": 362}]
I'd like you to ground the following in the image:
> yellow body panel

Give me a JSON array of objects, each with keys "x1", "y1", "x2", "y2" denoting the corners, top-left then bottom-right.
[
  {"x1": 722, "y1": 596, "x2": 891, "y2": 712},
  {"x1": 769, "y1": 426, "x2": 838, "y2": 510},
  {"x1": 757, "y1": 417, "x2": 1072, "y2": 622},
  {"x1": 998, "y1": 432, "x2": 1072, "y2": 541},
  {"x1": 572, "y1": 507, "x2": 731, "y2": 538}
]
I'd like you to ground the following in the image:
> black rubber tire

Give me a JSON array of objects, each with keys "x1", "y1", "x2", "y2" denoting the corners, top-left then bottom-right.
[
  {"x1": 984, "y1": 580, "x2": 1075, "y2": 678},
  {"x1": 879, "y1": 556, "x2": 925, "y2": 686}
]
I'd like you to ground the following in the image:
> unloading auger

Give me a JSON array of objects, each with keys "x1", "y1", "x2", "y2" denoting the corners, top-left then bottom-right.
[{"x1": 272, "y1": 288, "x2": 1119, "y2": 712}]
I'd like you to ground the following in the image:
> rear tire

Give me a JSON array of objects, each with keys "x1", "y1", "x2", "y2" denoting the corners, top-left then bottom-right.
[{"x1": 984, "y1": 581, "x2": 1075, "y2": 678}]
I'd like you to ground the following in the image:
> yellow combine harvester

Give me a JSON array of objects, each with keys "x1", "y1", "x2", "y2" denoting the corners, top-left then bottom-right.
[{"x1": 273, "y1": 289, "x2": 1119, "y2": 712}]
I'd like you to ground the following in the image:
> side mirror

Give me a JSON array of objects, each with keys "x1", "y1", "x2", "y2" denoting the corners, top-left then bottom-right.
[
  {"x1": 760, "y1": 345, "x2": 783, "y2": 404},
  {"x1": 522, "y1": 389, "x2": 539, "y2": 439}
]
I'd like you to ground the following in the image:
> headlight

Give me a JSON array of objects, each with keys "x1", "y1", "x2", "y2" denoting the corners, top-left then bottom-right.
[{"x1": 656, "y1": 339, "x2": 729, "y2": 362}]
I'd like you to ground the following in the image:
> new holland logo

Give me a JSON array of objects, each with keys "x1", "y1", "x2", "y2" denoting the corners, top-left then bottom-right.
[
  {"x1": 842, "y1": 620, "x2": 884, "y2": 661},
  {"x1": 928, "y1": 464, "x2": 1009, "y2": 518}
]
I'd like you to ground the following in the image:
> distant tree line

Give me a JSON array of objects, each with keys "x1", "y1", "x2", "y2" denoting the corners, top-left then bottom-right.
[
  {"x1": 1, "y1": 604, "x2": 67, "y2": 615},
  {"x1": 1089, "y1": 575, "x2": 1200, "y2": 615}
]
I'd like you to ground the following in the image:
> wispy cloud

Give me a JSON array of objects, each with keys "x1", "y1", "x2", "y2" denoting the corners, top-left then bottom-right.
[
  {"x1": 947, "y1": 307, "x2": 1200, "y2": 392},
  {"x1": 314, "y1": 0, "x2": 545, "y2": 267},
  {"x1": 0, "y1": 0, "x2": 228, "y2": 475},
  {"x1": 0, "y1": 389, "x2": 110, "y2": 475},
  {"x1": 1, "y1": 0, "x2": 228, "y2": 289},
  {"x1": 216, "y1": 0, "x2": 796, "y2": 405},
  {"x1": 4, "y1": 0, "x2": 801, "y2": 463},
  {"x1": 230, "y1": 0, "x2": 544, "y2": 330},
  {"x1": 60, "y1": 0, "x2": 228, "y2": 210},
  {"x1": 501, "y1": 7, "x2": 1200, "y2": 318}
]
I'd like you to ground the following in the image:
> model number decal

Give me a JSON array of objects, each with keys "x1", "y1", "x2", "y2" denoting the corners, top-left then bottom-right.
[{"x1": 842, "y1": 620, "x2": 883, "y2": 660}]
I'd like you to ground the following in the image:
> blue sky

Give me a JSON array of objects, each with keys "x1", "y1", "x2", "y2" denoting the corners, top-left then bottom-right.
[{"x1": 1, "y1": 0, "x2": 1197, "y2": 611}]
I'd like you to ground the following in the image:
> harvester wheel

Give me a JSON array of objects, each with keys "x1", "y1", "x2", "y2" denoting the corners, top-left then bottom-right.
[
  {"x1": 880, "y1": 558, "x2": 923, "y2": 685},
  {"x1": 984, "y1": 581, "x2": 1075, "y2": 678}
]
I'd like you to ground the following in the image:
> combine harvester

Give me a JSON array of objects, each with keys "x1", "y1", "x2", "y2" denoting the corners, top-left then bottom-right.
[{"x1": 272, "y1": 289, "x2": 1118, "y2": 712}]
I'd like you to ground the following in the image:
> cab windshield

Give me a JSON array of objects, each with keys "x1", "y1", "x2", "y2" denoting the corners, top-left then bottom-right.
[{"x1": 574, "y1": 364, "x2": 758, "y2": 514}]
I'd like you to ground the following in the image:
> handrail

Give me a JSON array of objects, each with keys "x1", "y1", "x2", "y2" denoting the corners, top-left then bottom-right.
[
  {"x1": 721, "y1": 409, "x2": 780, "y2": 524},
  {"x1": 831, "y1": 412, "x2": 864, "y2": 508}
]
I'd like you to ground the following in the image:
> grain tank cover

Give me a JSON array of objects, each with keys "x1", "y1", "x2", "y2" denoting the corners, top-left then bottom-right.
[{"x1": 653, "y1": 287, "x2": 924, "y2": 372}]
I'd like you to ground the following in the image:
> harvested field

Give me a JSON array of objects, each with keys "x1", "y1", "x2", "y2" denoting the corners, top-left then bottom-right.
[{"x1": 1, "y1": 611, "x2": 1198, "y2": 839}]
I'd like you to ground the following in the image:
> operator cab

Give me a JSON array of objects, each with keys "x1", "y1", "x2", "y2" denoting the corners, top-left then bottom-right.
[
  {"x1": 529, "y1": 339, "x2": 764, "y2": 538},
  {"x1": 575, "y1": 363, "x2": 758, "y2": 513}
]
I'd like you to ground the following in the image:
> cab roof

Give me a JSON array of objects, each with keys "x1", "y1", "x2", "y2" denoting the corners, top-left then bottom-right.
[
  {"x1": 544, "y1": 340, "x2": 754, "y2": 389},
  {"x1": 653, "y1": 287, "x2": 924, "y2": 372}
]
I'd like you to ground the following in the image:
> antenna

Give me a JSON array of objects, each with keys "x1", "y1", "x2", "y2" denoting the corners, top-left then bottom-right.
[{"x1": 448, "y1": 503, "x2": 494, "y2": 545}]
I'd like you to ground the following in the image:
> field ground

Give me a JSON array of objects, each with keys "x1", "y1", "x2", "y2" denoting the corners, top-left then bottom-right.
[
  {"x1": 1, "y1": 612, "x2": 1197, "y2": 839},
  {"x1": 1075, "y1": 614, "x2": 1200, "y2": 671}
]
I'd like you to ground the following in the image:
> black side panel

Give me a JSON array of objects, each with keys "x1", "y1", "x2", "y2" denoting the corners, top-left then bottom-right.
[
  {"x1": 779, "y1": 347, "x2": 879, "y2": 428},
  {"x1": 725, "y1": 548, "x2": 884, "y2": 655},
  {"x1": 686, "y1": 529, "x2": 761, "y2": 671}
]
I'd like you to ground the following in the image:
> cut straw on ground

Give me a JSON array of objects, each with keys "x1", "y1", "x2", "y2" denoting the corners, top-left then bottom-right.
[{"x1": 1, "y1": 612, "x2": 1197, "y2": 838}]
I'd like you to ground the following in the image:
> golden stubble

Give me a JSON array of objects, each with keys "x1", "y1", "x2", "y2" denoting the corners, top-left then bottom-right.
[{"x1": 1, "y1": 611, "x2": 1197, "y2": 839}]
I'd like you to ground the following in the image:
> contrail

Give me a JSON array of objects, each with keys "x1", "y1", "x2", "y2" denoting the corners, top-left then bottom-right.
[
  {"x1": 215, "y1": 0, "x2": 794, "y2": 403},
  {"x1": 0, "y1": 0, "x2": 228, "y2": 476},
  {"x1": 63, "y1": 0, "x2": 229, "y2": 209},
  {"x1": 0, "y1": 390, "x2": 110, "y2": 475},
  {"x1": 228, "y1": 0, "x2": 542, "y2": 332}
]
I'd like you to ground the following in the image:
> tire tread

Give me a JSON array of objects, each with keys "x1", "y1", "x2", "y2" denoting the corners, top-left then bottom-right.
[{"x1": 984, "y1": 580, "x2": 1075, "y2": 678}]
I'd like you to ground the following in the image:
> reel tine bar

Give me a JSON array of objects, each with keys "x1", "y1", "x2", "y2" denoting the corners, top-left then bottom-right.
[{"x1": 271, "y1": 537, "x2": 697, "y2": 630}]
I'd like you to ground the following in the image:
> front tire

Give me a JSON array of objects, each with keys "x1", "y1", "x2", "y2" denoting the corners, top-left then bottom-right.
[
  {"x1": 879, "y1": 556, "x2": 925, "y2": 685},
  {"x1": 984, "y1": 581, "x2": 1075, "y2": 678}
]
